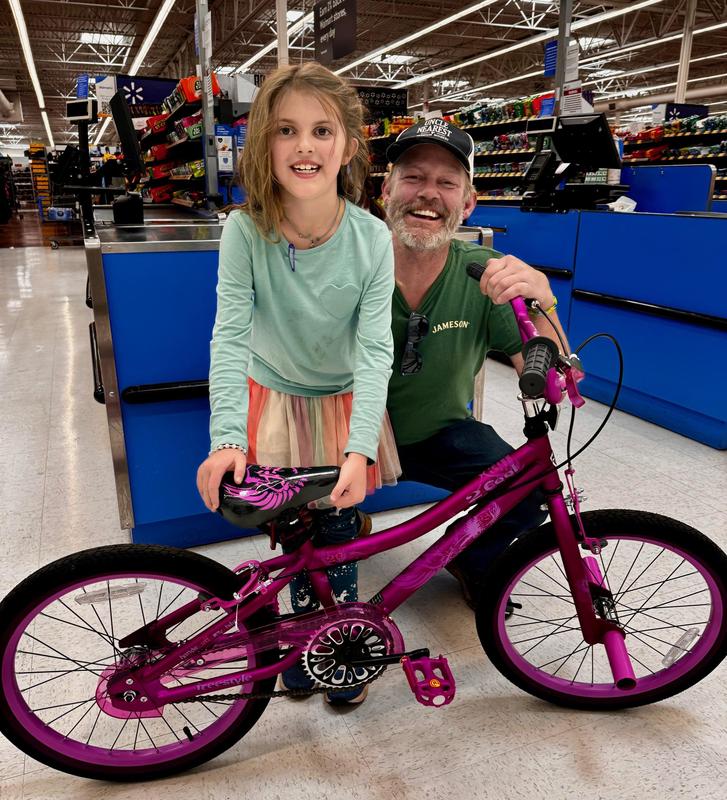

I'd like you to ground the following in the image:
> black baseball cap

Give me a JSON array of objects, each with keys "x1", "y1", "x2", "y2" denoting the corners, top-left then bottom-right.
[{"x1": 386, "y1": 119, "x2": 475, "y2": 181}]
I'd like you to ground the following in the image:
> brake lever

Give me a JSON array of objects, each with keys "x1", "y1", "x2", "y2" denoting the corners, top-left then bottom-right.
[{"x1": 562, "y1": 354, "x2": 585, "y2": 408}]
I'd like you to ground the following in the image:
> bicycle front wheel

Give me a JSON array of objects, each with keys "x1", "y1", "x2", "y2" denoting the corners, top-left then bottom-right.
[
  {"x1": 477, "y1": 510, "x2": 727, "y2": 710},
  {"x1": 0, "y1": 545, "x2": 277, "y2": 781}
]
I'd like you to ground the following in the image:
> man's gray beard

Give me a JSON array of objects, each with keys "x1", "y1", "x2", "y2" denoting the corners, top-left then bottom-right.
[{"x1": 387, "y1": 199, "x2": 463, "y2": 251}]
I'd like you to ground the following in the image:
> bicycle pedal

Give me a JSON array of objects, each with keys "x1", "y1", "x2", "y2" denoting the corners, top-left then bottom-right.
[{"x1": 401, "y1": 655, "x2": 455, "y2": 707}]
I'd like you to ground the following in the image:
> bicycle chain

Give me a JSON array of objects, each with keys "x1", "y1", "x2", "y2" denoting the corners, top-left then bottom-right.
[{"x1": 173, "y1": 666, "x2": 388, "y2": 704}]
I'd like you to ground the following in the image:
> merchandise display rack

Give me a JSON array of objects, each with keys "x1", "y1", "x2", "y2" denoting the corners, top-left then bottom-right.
[
  {"x1": 621, "y1": 114, "x2": 727, "y2": 202},
  {"x1": 29, "y1": 143, "x2": 51, "y2": 217},
  {"x1": 12, "y1": 166, "x2": 34, "y2": 208},
  {"x1": 364, "y1": 96, "x2": 555, "y2": 204},
  {"x1": 138, "y1": 75, "x2": 221, "y2": 208}
]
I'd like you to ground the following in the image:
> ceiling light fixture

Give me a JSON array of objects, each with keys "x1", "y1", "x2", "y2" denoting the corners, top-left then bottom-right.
[
  {"x1": 8, "y1": 0, "x2": 54, "y2": 147},
  {"x1": 595, "y1": 71, "x2": 727, "y2": 101},
  {"x1": 234, "y1": 11, "x2": 314, "y2": 73},
  {"x1": 580, "y1": 21, "x2": 727, "y2": 67},
  {"x1": 94, "y1": 0, "x2": 177, "y2": 146},
  {"x1": 409, "y1": 69, "x2": 543, "y2": 109},
  {"x1": 583, "y1": 50, "x2": 727, "y2": 86},
  {"x1": 334, "y1": 1, "x2": 499, "y2": 76},
  {"x1": 395, "y1": 0, "x2": 664, "y2": 89}
]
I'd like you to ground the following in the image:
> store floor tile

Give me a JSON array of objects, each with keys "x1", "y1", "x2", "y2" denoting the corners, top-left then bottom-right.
[{"x1": 1, "y1": 244, "x2": 725, "y2": 799}]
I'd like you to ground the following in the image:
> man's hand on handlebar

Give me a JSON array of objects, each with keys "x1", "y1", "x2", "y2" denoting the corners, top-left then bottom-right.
[
  {"x1": 479, "y1": 255, "x2": 555, "y2": 310},
  {"x1": 197, "y1": 449, "x2": 247, "y2": 512}
]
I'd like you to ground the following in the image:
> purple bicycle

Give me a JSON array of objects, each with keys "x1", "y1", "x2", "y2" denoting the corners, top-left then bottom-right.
[{"x1": 1, "y1": 267, "x2": 725, "y2": 782}]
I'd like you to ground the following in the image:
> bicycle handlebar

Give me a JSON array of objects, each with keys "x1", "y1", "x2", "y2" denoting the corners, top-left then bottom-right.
[
  {"x1": 519, "y1": 337, "x2": 560, "y2": 397},
  {"x1": 465, "y1": 261, "x2": 584, "y2": 405}
]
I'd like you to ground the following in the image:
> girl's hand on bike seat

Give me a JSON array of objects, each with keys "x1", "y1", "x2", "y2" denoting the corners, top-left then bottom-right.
[
  {"x1": 197, "y1": 449, "x2": 247, "y2": 512},
  {"x1": 330, "y1": 452, "x2": 367, "y2": 509}
]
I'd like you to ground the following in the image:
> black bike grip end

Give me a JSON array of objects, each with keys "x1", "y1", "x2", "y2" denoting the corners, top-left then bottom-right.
[
  {"x1": 465, "y1": 262, "x2": 486, "y2": 282},
  {"x1": 518, "y1": 336, "x2": 559, "y2": 397}
]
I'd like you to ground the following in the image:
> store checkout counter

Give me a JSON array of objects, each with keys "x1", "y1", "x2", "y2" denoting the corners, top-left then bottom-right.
[
  {"x1": 470, "y1": 179, "x2": 726, "y2": 453},
  {"x1": 86, "y1": 215, "x2": 497, "y2": 544}
]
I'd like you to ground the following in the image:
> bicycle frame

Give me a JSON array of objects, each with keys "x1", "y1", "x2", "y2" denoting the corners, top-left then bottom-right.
[
  {"x1": 114, "y1": 296, "x2": 638, "y2": 710},
  {"x1": 117, "y1": 430, "x2": 637, "y2": 710}
]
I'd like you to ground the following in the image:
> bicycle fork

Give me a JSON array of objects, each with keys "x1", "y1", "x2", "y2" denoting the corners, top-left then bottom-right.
[{"x1": 546, "y1": 476, "x2": 637, "y2": 691}]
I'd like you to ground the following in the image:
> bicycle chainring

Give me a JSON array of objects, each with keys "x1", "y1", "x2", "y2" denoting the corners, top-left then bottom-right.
[{"x1": 302, "y1": 618, "x2": 392, "y2": 690}]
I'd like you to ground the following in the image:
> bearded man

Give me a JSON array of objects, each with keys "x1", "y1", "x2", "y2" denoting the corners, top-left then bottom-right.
[{"x1": 382, "y1": 120, "x2": 567, "y2": 609}]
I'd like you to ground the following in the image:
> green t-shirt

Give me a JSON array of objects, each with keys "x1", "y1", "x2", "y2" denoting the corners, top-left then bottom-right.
[{"x1": 387, "y1": 240, "x2": 522, "y2": 446}]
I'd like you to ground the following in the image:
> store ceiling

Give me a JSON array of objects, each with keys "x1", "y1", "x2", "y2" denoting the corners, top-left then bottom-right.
[{"x1": 1, "y1": 0, "x2": 726, "y2": 151}]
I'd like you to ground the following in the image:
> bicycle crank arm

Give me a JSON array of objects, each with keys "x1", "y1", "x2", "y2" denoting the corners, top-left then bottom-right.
[{"x1": 349, "y1": 647, "x2": 430, "y2": 667}]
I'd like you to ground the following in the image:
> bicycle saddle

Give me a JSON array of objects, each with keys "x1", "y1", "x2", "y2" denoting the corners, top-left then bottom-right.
[{"x1": 217, "y1": 464, "x2": 340, "y2": 529}]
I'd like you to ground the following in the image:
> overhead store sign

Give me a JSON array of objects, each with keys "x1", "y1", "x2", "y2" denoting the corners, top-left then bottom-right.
[
  {"x1": 314, "y1": 0, "x2": 357, "y2": 65},
  {"x1": 96, "y1": 74, "x2": 177, "y2": 129},
  {"x1": 76, "y1": 74, "x2": 89, "y2": 99},
  {"x1": 543, "y1": 41, "x2": 557, "y2": 77},
  {"x1": 95, "y1": 75, "x2": 116, "y2": 118},
  {"x1": 354, "y1": 87, "x2": 408, "y2": 121},
  {"x1": 652, "y1": 102, "x2": 708, "y2": 124}
]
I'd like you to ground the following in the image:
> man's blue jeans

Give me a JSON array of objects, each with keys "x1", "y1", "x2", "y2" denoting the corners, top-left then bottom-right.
[{"x1": 397, "y1": 417, "x2": 547, "y2": 585}]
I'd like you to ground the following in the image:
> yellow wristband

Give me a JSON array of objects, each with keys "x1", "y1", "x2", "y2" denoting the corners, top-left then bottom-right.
[{"x1": 543, "y1": 296, "x2": 558, "y2": 315}]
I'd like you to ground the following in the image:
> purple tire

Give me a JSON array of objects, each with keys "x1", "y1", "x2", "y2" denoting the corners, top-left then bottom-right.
[
  {"x1": 476, "y1": 510, "x2": 727, "y2": 710},
  {"x1": 0, "y1": 545, "x2": 277, "y2": 781}
]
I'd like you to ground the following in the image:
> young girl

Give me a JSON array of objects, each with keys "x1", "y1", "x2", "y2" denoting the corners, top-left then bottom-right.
[{"x1": 196, "y1": 62, "x2": 400, "y2": 705}]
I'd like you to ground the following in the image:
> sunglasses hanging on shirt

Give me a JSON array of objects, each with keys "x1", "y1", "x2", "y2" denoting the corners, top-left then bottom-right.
[{"x1": 400, "y1": 312, "x2": 430, "y2": 376}]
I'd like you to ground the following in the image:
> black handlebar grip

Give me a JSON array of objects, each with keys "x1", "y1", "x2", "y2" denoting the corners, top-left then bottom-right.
[
  {"x1": 519, "y1": 336, "x2": 559, "y2": 397},
  {"x1": 465, "y1": 262, "x2": 486, "y2": 282}
]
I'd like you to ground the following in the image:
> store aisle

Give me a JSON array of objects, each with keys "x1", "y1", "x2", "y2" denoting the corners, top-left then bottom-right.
[{"x1": 1, "y1": 246, "x2": 725, "y2": 800}]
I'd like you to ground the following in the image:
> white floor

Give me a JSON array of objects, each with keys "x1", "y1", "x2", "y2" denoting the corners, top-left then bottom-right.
[{"x1": 1, "y1": 245, "x2": 725, "y2": 800}]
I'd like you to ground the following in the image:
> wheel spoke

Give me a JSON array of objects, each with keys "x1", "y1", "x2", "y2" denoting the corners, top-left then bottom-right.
[
  {"x1": 39, "y1": 609, "x2": 116, "y2": 646},
  {"x1": 612, "y1": 570, "x2": 699, "y2": 600},
  {"x1": 614, "y1": 604, "x2": 703, "y2": 634},
  {"x1": 75, "y1": 591, "x2": 122, "y2": 661},
  {"x1": 619, "y1": 548, "x2": 667, "y2": 600},
  {"x1": 550, "y1": 638, "x2": 585, "y2": 677},
  {"x1": 517, "y1": 578, "x2": 573, "y2": 601},
  {"x1": 613, "y1": 541, "x2": 646, "y2": 598},
  {"x1": 625, "y1": 625, "x2": 701, "y2": 655},
  {"x1": 46, "y1": 696, "x2": 97, "y2": 727},
  {"x1": 20, "y1": 632, "x2": 112, "y2": 689},
  {"x1": 569, "y1": 645, "x2": 591, "y2": 684},
  {"x1": 516, "y1": 616, "x2": 582, "y2": 652},
  {"x1": 618, "y1": 559, "x2": 688, "y2": 630},
  {"x1": 536, "y1": 641, "x2": 589, "y2": 671},
  {"x1": 532, "y1": 563, "x2": 570, "y2": 593},
  {"x1": 508, "y1": 612, "x2": 578, "y2": 628}
]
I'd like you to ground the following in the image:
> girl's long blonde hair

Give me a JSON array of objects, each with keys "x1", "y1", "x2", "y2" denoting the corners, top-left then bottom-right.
[{"x1": 238, "y1": 62, "x2": 370, "y2": 240}]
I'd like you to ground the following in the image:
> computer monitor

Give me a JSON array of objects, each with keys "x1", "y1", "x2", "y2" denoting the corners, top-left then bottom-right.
[
  {"x1": 109, "y1": 91, "x2": 144, "y2": 177},
  {"x1": 66, "y1": 99, "x2": 98, "y2": 123},
  {"x1": 551, "y1": 113, "x2": 621, "y2": 169}
]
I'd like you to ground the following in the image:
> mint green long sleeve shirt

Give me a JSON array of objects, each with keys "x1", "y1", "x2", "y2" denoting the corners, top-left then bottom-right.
[{"x1": 209, "y1": 201, "x2": 395, "y2": 463}]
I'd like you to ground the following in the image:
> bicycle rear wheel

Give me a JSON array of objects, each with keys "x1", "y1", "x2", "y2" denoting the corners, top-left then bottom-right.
[
  {"x1": 0, "y1": 545, "x2": 276, "y2": 781},
  {"x1": 477, "y1": 510, "x2": 727, "y2": 710}
]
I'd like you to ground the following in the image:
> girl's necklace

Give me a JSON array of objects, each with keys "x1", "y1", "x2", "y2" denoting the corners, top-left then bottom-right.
[{"x1": 284, "y1": 197, "x2": 342, "y2": 248}]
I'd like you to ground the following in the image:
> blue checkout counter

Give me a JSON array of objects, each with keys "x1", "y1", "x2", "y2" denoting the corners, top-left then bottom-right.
[
  {"x1": 87, "y1": 204, "x2": 725, "y2": 547},
  {"x1": 469, "y1": 205, "x2": 727, "y2": 451},
  {"x1": 86, "y1": 216, "x2": 447, "y2": 546}
]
